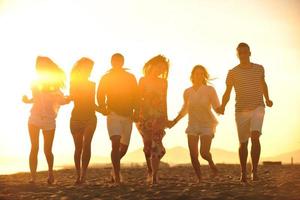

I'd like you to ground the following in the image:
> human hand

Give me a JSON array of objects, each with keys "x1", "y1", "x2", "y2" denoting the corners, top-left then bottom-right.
[
  {"x1": 266, "y1": 99, "x2": 273, "y2": 107},
  {"x1": 215, "y1": 105, "x2": 225, "y2": 115},
  {"x1": 96, "y1": 106, "x2": 110, "y2": 116},
  {"x1": 132, "y1": 111, "x2": 139, "y2": 123},
  {"x1": 166, "y1": 120, "x2": 176, "y2": 129},
  {"x1": 22, "y1": 95, "x2": 32, "y2": 103},
  {"x1": 64, "y1": 96, "x2": 72, "y2": 104}
]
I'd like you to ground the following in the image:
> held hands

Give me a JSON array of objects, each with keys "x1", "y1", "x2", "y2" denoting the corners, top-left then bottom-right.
[
  {"x1": 132, "y1": 110, "x2": 139, "y2": 123},
  {"x1": 64, "y1": 96, "x2": 72, "y2": 104},
  {"x1": 166, "y1": 120, "x2": 177, "y2": 129},
  {"x1": 215, "y1": 105, "x2": 225, "y2": 115},
  {"x1": 96, "y1": 106, "x2": 110, "y2": 116},
  {"x1": 266, "y1": 99, "x2": 273, "y2": 107}
]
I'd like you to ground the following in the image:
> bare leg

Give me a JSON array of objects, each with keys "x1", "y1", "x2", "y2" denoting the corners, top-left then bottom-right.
[
  {"x1": 81, "y1": 124, "x2": 96, "y2": 183},
  {"x1": 110, "y1": 135, "x2": 121, "y2": 184},
  {"x1": 42, "y1": 129, "x2": 55, "y2": 184},
  {"x1": 142, "y1": 140, "x2": 152, "y2": 181},
  {"x1": 250, "y1": 131, "x2": 261, "y2": 181},
  {"x1": 239, "y1": 140, "x2": 248, "y2": 182},
  {"x1": 119, "y1": 143, "x2": 128, "y2": 160},
  {"x1": 188, "y1": 135, "x2": 201, "y2": 183},
  {"x1": 71, "y1": 133, "x2": 83, "y2": 184},
  {"x1": 151, "y1": 141, "x2": 165, "y2": 185},
  {"x1": 28, "y1": 124, "x2": 40, "y2": 183},
  {"x1": 151, "y1": 155, "x2": 160, "y2": 184},
  {"x1": 200, "y1": 135, "x2": 218, "y2": 175}
]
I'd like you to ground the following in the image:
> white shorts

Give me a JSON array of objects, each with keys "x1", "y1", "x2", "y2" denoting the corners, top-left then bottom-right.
[
  {"x1": 107, "y1": 112, "x2": 132, "y2": 146},
  {"x1": 235, "y1": 106, "x2": 265, "y2": 143},
  {"x1": 28, "y1": 115, "x2": 56, "y2": 131},
  {"x1": 186, "y1": 127, "x2": 215, "y2": 138}
]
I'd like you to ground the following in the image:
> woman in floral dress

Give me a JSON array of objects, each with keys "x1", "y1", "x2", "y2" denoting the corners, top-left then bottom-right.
[{"x1": 136, "y1": 55, "x2": 170, "y2": 185}]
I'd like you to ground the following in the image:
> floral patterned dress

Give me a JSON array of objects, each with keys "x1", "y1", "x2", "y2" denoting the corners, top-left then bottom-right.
[{"x1": 136, "y1": 82, "x2": 166, "y2": 159}]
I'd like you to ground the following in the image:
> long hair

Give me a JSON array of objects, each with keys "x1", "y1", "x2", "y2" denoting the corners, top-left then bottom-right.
[
  {"x1": 70, "y1": 57, "x2": 94, "y2": 86},
  {"x1": 35, "y1": 56, "x2": 66, "y2": 91},
  {"x1": 143, "y1": 55, "x2": 169, "y2": 79},
  {"x1": 190, "y1": 65, "x2": 211, "y2": 85}
]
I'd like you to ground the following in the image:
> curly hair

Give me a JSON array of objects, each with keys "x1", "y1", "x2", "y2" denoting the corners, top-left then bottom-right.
[{"x1": 143, "y1": 55, "x2": 169, "y2": 79}]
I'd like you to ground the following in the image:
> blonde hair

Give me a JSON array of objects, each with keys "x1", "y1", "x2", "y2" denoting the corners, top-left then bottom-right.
[
  {"x1": 190, "y1": 65, "x2": 210, "y2": 85},
  {"x1": 35, "y1": 56, "x2": 66, "y2": 91},
  {"x1": 143, "y1": 55, "x2": 169, "y2": 79}
]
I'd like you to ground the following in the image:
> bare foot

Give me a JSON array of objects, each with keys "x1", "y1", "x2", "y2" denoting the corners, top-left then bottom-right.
[
  {"x1": 110, "y1": 170, "x2": 115, "y2": 183},
  {"x1": 251, "y1": 172, "x2": 259, "y2": 181},
  {"x1": 74, "y1": 177, "x2": 81, "y2": 185},
  {"x1": 47, "y1": 174, "x2": 54, "y2": 185},
  {"x1": 197, "y1": 177, "x2": 202, "y2": 184},
  {"x1": 240, "y1": 173, "x2": 247, "y2": 183},
  {"x1": 210, "y1": 166, "x2": 219, "y2": 178},
  {"x1": 146, "y1": 172, "x2": 152, "y2": 183},
  {"x1": 151, "y1": 175, "x2": 159, "y2": 185},
  {"x1": 28, "y1": 178, "x2": 36, "y2": 184}
]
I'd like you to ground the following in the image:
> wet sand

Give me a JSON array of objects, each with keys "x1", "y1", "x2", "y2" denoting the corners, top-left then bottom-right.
[{"x1": 0, "y1": 164, "x2": 299, "y2": 200}]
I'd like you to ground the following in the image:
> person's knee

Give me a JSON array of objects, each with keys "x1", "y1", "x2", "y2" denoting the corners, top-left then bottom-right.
[
  {"x1": 120, "y1": 144, "x2": 128, "y2": 154},
  {"x1": 239, "y1": 141, "x2": 248, "y2": 149},
  {"x1": 75, "y1": 147, "x2": 83, "y2": 155},
  {"x1": 143, "y1": 142, "x2": 151, "y2": 158},
  {"x1": 44, "y1": 148, "x2": 53, "y2": 157},
  {"x1": 251, "y1": 131, "x2": 260, "y2": 142},
  {"x1": 200, "y1": 150, "x2": 210, "y2": 160},
  {"x1": 189, "y1": 151, "x2": 198, "y2": 161},
  {"x1": 31, "y1": 145, "x2": 39, "y2": 154},
  {"x1": 111, "y1": 135, "x2": 121, "y2": 149}
]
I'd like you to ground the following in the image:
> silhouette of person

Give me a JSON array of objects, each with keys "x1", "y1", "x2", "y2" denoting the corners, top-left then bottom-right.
[
  {"x1": 97, "y1": 53, "x2": 139, "y2": 185},
  {"x1": 216, "y1": 43, "x2": 273, "y2": 183},
  {"x1": 135, "y1": 55, "x2": 170, "y2": 185},
  {"x1": 69, "y1": 57, "x2": 98, "y2": 185},
  {"x1": 169, "y1": 65, "x2": 219, "y2": 183},
  {"x1": 22, "y1": 56, "x2": 70, "y2": 184}
]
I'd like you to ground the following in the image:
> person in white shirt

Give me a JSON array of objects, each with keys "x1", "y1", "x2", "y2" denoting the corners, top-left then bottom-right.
[
  {"x1": 169, "y1": 65, "x2": 220, "y2": 183},
  {"x1": 23, "y1": 56, "x2": 70, "y2": 184}
]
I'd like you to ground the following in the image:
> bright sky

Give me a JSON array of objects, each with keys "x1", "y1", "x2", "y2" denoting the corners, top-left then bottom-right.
[{"x1": 0, "y1": 0, "x2": 300, "y2": 174}]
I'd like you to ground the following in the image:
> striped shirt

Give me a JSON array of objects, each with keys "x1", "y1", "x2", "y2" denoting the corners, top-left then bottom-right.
[{"x1": 226, "y1": 63, "x2": 265, "y2": 112}]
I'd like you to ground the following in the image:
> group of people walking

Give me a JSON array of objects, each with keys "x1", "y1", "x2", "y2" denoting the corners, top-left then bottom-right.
[{"x1": 22, "y1": 42, "x2": 273, "y2": 186}]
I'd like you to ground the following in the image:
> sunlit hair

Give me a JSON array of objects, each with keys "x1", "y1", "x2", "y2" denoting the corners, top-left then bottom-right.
[
  {"x1": 190, "y1": 65, "x2": 211, "y2": 85},
  {"x1": 143, "y1": 55, "x2": 169, "y2": 79},
  {"x1": 70, "y1": 57, "x2": 94, "y2": 86},
  {"x1": 35, "y1": 56, "x2": 66, "y2": 91},
  {"x1": 237, "y1": 42, "x2": 250, "y2": 51}
]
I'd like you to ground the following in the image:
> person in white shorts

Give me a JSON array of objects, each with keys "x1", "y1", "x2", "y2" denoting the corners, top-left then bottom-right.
[
  {"x1": 217, "y1": 43, "x2": 273, "y2": 183},
  {"x1": 23, "y1": 56, "x2": 70, "y2": 184},
  {"x1": 97, "y1": 53, "x2": 139, "y2": 185},
  {"x1": 169, "y1": 65, "x2": 220, "y2": 183}
]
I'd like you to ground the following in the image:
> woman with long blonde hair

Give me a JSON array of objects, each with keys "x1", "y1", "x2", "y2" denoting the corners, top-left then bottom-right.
[
  {"x1": 169, "y1": 65, "x2": 220, "y2": 183},
  {"x1": 22, "y1": 56, "x2": 70, "y2": 184}
]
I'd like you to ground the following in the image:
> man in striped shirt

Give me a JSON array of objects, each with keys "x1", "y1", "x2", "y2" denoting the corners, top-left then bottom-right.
[{"x1": 217, "y1": 43, "x2": 273, "y2": 183}]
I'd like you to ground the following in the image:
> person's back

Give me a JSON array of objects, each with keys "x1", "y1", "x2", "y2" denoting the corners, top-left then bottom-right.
[
  {"x1": 30, "y1": 83, "x2": 65, "y2": 121},
  {"x1": 71, "y1": 80, "x2": 96, "y2": 120},
  {"x1": 99, "y1": 69, "x2": 138, "y2": 117}
]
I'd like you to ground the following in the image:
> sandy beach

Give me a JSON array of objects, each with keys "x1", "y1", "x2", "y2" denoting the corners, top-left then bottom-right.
[{"x1": 0, "y1": 164, "x2": 299, "y2": 200}]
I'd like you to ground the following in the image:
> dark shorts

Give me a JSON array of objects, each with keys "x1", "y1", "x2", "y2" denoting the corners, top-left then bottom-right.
[{"x1": 70, "y1": 115, "x2": 97, "y2": 135}]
